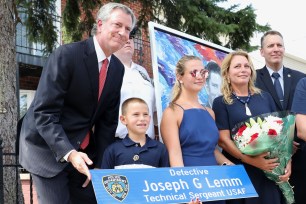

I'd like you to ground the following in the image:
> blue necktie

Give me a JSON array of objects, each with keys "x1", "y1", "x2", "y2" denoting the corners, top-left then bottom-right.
[{"x1": 272, "y1": 72, "x2": 284, "y2": 107}]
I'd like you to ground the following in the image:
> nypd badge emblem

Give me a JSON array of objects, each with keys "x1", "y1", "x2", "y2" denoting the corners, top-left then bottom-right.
[{"x1": 102, "y1": 174, "x2": 129, "y2": 202}]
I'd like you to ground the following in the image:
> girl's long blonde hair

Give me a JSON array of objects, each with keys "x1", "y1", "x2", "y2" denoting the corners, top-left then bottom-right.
[{"x1": 221, "y1": 50, "x2": 261, "y2": 104}]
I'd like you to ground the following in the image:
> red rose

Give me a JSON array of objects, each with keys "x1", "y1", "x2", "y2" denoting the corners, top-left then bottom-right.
[
  {"x1": 238, "y1": 125, "x2": 247, "y2": 136},
  {"x1": 268, "y1": 129, "x2": 278, "y2": 136},
  {"x1": 249, "y1": 133, "x2": 259, "y2": 143},
  {"x1": 275, "y1": 120, "x2": 283, "y2": 125}
]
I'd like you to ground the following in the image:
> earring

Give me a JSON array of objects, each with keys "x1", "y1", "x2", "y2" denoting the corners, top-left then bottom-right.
[{"x1": 177, "y1": 80, "x2": 183, "y2": 88}]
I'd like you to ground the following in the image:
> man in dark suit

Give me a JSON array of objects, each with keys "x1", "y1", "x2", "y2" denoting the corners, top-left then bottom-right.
[
  {"x1": 18, "y1": 3, "x2": 136, "y2": 203},
  {"x1": 256, "y1": 30, "x2": 306, "y2": 204}
]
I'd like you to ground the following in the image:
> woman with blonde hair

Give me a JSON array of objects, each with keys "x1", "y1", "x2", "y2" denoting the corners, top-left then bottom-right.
[
  {"x1": 161, "y1": 55, "x2": 232, "y2": 204},
  {"x1": 213, "y1": 50, "x2": 291, "y2": 204}
]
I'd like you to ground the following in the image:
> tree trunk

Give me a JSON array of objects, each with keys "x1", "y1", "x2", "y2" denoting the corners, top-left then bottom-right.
[{"x1": 0, "y1": 0, "x2": 24, "y2": 203}]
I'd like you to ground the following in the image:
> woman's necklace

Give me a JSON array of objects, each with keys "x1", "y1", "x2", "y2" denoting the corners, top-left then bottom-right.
[{"x1": 232, "y1": 91, "x2": 252, "y2": 116}]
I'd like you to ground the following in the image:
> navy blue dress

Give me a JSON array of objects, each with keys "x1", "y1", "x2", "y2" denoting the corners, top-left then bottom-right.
[
  {"x1": 212, "y1": 92, "x2": 284, "y2": 204},
  {"x1": 175, "y1": 103, "x2": 225, "y2": 204}
]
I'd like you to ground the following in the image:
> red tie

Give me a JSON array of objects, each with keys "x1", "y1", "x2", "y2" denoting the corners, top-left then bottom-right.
[
  {"x1": 80, "y1": 58, "x2": 109, "y2": 150},
  {"x1": 98, "y1": 58, "x2": 109, "y2": 100}
]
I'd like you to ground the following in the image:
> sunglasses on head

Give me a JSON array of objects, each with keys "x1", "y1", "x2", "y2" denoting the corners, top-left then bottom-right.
[{"x1": 189, "y1": 69, "x2": 209, "y2": 78}]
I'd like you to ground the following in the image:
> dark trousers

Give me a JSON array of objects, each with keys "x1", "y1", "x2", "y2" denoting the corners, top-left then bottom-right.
[
  {"x1": 290, "y1": 144, "x2": 306, "y2": 204},
  {"x1": 31, "y1": 164, "x2": 97, "y2": 204}
]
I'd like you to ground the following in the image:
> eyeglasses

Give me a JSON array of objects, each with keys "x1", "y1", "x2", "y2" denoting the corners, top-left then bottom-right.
[{"x1": 189, "y1": 69, "x2": 209, "y2": 78}]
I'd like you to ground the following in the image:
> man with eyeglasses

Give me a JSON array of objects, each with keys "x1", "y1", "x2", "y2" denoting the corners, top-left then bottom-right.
[{"x1": 114, "y1": 28, "x2": 157, "y2": 140}]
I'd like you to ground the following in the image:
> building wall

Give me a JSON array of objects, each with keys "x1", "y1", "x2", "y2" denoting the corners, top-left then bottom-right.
[
  {"x1": 20, "y1": 76, "x2": 39, "y2": 90},
  {"x1": 250, "y1": 50, "x2": 306, "y2": 74},
  {"x1": 284, "y1": 53, "x2": 306, "y2": 73},
  {"x1": 20, "y1": 174, "x2": 38, "y2": 204}
]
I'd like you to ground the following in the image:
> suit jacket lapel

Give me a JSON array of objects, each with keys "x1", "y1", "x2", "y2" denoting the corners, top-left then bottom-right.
[
  {"x1": 260, "y1": 67, "x2": 283, "y2": 110},
  {"x1": 283, "y1": 67, "x2": 292, "y2": 110},
  {"x1": 84, "y1": 38, "x2": 99, "y2": 102}
]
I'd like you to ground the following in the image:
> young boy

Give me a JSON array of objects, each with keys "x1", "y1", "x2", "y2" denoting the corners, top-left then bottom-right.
[
  {"x1": 102, "y1": 98, "x2": 200, "y2": 203},
  {"x1": 102, "y1": 97, "x2": 169, "y2": 169}
]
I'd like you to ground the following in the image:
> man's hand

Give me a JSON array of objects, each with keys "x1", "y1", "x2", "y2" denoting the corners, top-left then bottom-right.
[{"x1": 68, "y1": 150, "x2": 93, "y2": 187}]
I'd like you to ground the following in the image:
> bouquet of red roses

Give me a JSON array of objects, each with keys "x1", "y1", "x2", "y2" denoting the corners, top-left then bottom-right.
[{"x1": 231, "y1": 111, "x2": 295, "y2": 204}]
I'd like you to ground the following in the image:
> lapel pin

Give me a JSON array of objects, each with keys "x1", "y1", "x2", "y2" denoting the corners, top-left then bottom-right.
[
  {"x1": 133, "y1": 155, "x2": 139, "y2": 161},
  {"x1": 288, "y1": 74, "x2": 291, "y2": 77}
]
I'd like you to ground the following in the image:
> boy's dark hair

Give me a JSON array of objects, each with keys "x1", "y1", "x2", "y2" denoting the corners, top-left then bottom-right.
[{"x1": 121, "y1": 97, "x2": 148, "y2": 115}]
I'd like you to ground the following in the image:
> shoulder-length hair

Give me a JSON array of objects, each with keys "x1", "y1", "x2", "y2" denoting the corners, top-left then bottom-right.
[{"x1": 221, "y1": 50, "x2": 261, "y2": 104}]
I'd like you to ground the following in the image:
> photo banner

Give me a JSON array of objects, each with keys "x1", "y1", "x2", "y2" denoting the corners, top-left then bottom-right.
[
  {"x1": 91, "y1": 165, "x2": 257, "y2": 203},
  {"x1": 148, "y1": 22, "x2": 232, "y2": 137}
]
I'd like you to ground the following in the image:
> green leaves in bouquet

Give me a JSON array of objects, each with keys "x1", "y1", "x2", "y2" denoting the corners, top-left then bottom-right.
[
  {"x1": 231, "y1": 112, "x2": 296, "y2": 204},
  {"x1": 263, "y1": 114, "x2": 296, "y2": 204},
  {"x1": 245, "y1": 117, "x2": 263, "y2": 128}
]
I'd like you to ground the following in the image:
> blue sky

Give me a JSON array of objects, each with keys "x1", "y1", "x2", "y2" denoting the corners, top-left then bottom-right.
[{"x1": 219, "y1": 0, "x2": 306, "y2": 60}]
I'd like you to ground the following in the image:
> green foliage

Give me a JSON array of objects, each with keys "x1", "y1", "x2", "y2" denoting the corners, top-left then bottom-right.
[
  {"x1": 150, "y1": 0, "x2": 270, "y2": 51},
  {"x1": 62, "y1": 0, "x2": 101, "y2": 43},
  {"x1": 17, "y1": 0, "x2": 58, "y2": 54},
  {"x1": 224, "y1": 5, "x2": 270, "y2": 51},
  {"x1": 62, "y1": 0, "x2": 82, "y2": 42}
]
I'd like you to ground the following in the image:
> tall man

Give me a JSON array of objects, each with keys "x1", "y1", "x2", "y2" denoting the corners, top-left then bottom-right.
[
  {"x1": 18, "y1": 3, "x2": 136, "y2": 203},
  {"x1": 255, "y1": 30, "x2": 306, "y2": 204}
]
